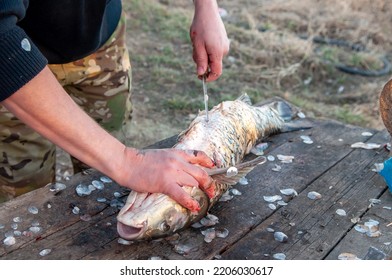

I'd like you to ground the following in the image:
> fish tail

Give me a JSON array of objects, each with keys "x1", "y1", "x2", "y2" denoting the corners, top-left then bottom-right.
[{"x1": 257, "y1": 97, "x2": 313, "y2": 132}]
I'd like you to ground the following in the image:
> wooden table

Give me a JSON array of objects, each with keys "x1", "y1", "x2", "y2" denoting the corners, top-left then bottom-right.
[{"x1": 1, "y1": 118, "x2": 391, "y2": 260}]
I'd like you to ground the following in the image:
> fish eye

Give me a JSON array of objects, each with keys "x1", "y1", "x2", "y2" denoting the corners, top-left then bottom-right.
[{"x1": 159, "y1": 221, "x2": 170, "y2": 232}]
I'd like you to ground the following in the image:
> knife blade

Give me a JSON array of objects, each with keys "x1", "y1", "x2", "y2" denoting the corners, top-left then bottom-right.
[{"x1": 202, "y1": 74, "x2": 209, "y2": 122}]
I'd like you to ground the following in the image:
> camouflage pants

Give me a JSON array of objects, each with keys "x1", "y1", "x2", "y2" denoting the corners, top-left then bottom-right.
[{"x1": 0, "y1": 14, "x2": 132, "y2": 202}]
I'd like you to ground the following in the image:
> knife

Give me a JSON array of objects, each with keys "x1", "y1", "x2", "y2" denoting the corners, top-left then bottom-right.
[{"x1": 202, "y1": 74, "x2": 209, "y2": 122}]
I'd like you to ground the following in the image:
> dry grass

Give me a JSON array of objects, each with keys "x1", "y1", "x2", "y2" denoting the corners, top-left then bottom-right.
[{"x1": 120, "y1": 0, "x2": 392, "y2": 148}]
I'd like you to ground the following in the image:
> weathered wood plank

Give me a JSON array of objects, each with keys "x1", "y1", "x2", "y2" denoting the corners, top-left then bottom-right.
[
  {"x1": 0, "y1": 170, "x2": 126, "y2": 259},
  {"x1": 220, "y1": 129, "x2": 390, "y2": 260},
  {"x1": 325, "y1": 189, "x2": 392, "y2": 260},
  {"x1": 82, "y1": 119, "x2": 380, "y2": 260},
  {"x1": 0, "y1": 118, "x2": 387, "y2": 260}
]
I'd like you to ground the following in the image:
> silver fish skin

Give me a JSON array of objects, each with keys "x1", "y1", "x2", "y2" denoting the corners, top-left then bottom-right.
[{"x1": 116, "y1": 94, "x2": 287, "y2": 241}]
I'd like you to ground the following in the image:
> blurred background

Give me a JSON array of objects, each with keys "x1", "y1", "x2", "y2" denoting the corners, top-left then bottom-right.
[{"x1": 119, "y1": 0, "x2": 392, "y2": 149}]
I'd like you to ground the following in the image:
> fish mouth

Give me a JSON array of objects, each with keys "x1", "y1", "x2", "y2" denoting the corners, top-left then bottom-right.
[{"x1": 117, "y1": 221, "x2": 146, "y2": 240}]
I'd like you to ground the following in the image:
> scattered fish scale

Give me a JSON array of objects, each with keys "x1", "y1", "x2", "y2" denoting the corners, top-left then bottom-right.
[
  {"x1": 335, "y1": 209, "x2": 347, "y2": 216},
  {"x1": 80, "y1": 214, "x2": 92, "y2": 222},
  {"x1": 268, "y1": 204, "x2": 277, "y2": 210},
  {"x1": 277, "y1": 154, "x2": 294, "y2": 163},
  {"x1": 354, "y1": 225, "x2": 368, "y2": 234},
  {"x1": 263, "y1": 195, "x2": 282, "y2": 203},
  {"x1": 29, "y1": 226, "x2": 41, "y2": 234},
  {"x1": 100, "y1": 176, "x2": 112, "y2": 183},
  {"x1": 250, "y1": 142, "x2": 269, "y2": 156},
  {"x1": 72, "y1": 206, "x2": 80, "y2": 215},
  {"x1": 202, "y1": 228, "x2": 216, "y2": 243},
  {"x1": 368, "y1": 198, "x2": 381, "y2": 206},
  {"x1": 273, "y1": 253, "x2": 286, "y2": 260},
  {"x1": 267, "y1": 155, "x2": 275, "y2": 161},
  {"x1": 49, "y1": 182, "x2": 67, "y2": 192},
  {"x1": 350, "y1": 142, "x2": 381, "y2": 150},
  {"x1": 277, "y1": 200, "x2": 288, "y2": 206},
  {"x1": 338, "y1": 252, "x2": 360, "y2": 260},
  {"x1": 307, "y1": 191, "x2": 322, "y2": 200},
  {"x1": 218, "y1": 190, "x2": 233, "y2": 202},
  {"x1": 76, "y1": 183, "x2": 95, "y2": 197},
  {"x1": 174, "y1": 243, "x2": 196, "y2": 255},
  {"x1": 31, "y1": 220, "x2": 40, "y2": 227},
  {"x1": 274, "y1": 231, "x2": 288, "y2": 243},
  {"x1": 28, "y1": 206, "x2": 39, "y2": 215},
  {"x1": 364, "y1": 220, "x2": 379, "y2": 232},
  {"x1": 22, "y1": 231, "x2": 33, "y2": 237},
  {"x1": 351, "y1": 217, "x2": 360, "y2": 224},
  {"x1": 191, "y1": 222, "x2": 203, "y2": 229},
  {"x1": 238, "y1": 177, "x2": 248, "y2": 185},
  {"x1": 280, "y1": 188, "x2": 298, "y2": 196},
  {"x1": 361, "y1": 131, "x2": 373, "y2": 136},
  {"x1": 300, "y1": 135, "x2": 313, "y2": 144},
  {"x1": 272, "y1": 164, "x2": 281, "y2": 171},
  {"x1": 367, "y1": 231, "x2": 382, "y2": 238},
  {"x1": 3, "y1": 236, "x2": 16, "y2": 246},
  {"x1": 231, "y1": 188, "x2": 242, "y2": 195},
  {"x1": 200, "y1": 214, "x2": 219, "y2": 227},
  {"x1": 92, "y1": 180, "x2": 104, "y2": 190},
  {"x1": 118, "y1": 238, "x2": 133, "y2": 245},
  {"x1": 215, "y1": 228, "x2": 229, "y2": 238},
  {"x1": 39, "y1": 249, "x2": 52, "y2": 257},
  {"x1": 149, "y1": 256, "x2": 162, "y2": 260},
  {"x1": 110, "y1": 199, "x2": 124, "y2": 209}
]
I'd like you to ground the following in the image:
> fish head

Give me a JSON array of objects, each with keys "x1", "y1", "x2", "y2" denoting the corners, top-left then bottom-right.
[{"x1": 116, "y1": 187, "x2": 209, "y2": 241}]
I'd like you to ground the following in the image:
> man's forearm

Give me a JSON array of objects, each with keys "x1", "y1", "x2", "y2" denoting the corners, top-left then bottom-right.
[{"x1": 1, "y1": 66, "x2": 129, "y2": 184}]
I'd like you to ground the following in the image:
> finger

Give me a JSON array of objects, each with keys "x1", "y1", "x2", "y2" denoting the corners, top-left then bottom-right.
[
  {"x1": 165, "y1": 183, "x2": 201, "y2": 212},
  {"x1": 182, "y1": 149, "x2": 215, "y2": 168},
  {"x1": 200, "y1": 179, "x2": 216, "y2": 199},
  {"x1": 182, "y1": 163, "x2": 215, "y2": 198},
  {"x1": 192, "y1": 40, "x2": 209, "y2": 76},
  {"x1": 206, "y1": 52, "x2": 223, "y2": 82}
]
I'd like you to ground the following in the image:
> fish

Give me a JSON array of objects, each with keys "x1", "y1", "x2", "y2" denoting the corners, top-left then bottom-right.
[{"x1": 116, "y1": 93, "x2": 305, "y2": 241}]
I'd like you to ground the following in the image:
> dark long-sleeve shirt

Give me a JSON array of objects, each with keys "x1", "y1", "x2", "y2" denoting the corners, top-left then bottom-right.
[{"x1": 0, "y1": 0, "x2": 122, "y2": 101}]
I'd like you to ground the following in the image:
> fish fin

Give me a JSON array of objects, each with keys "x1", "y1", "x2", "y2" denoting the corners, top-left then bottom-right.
[
  {"x1": 206, "y1": 156, "x2": 266, "y2": 185},
  {"x1": 281, "y1": 119, "x2": 314, "y2": 132},
  {"x1": 236, "y1": 92, "x2": 252, "y2": 105}
]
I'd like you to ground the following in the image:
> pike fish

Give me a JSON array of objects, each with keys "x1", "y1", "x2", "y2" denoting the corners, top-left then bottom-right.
[{"x1": 117, "y1": 94, "x2": 302, "y2": 241}]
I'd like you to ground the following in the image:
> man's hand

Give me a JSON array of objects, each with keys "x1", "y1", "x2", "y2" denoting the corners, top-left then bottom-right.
[
  {"x1": 119, "y1": 148, "x2": 216, "y2": 212},
  {"x1": 190, "y1": 0, "x2": 230, "y2": 82}
]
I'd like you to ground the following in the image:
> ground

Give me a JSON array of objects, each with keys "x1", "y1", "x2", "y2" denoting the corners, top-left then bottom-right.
[{"x1": 57, "y1": 0, "x2": 392, "y2": 178}]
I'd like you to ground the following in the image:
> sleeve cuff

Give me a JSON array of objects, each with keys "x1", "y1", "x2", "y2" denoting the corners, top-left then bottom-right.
[{"x1": 0, "y1": 26, "x2": 48, "y2": 101}]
